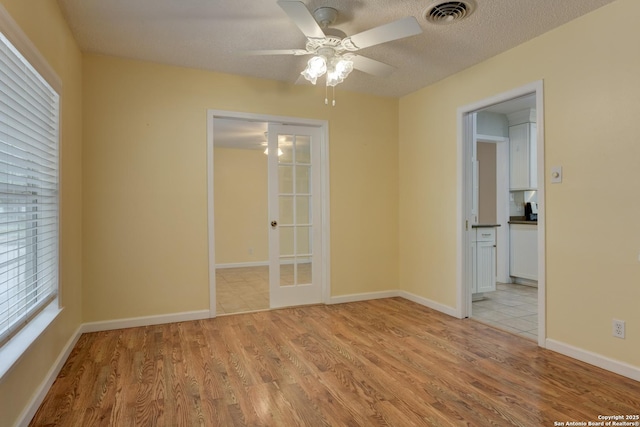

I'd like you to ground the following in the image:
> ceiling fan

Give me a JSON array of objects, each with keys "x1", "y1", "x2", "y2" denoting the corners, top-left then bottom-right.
[{"x1": 249, "y1": 1, "x2": 423, "y2": 103}]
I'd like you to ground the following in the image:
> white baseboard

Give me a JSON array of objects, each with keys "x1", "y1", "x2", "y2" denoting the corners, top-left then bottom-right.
[
  {"x1": 215, "y1": 259, "x2": 312, "y2": 269},
  {"x1": 81, "y1": 310, "x2": 211, "y2": 333},
  {"x1": 329, "y1": 290, "x2": 400, "y2": 305},
  {"x1": 16, "y1": 325, "x2": 83, "y2": 427},
  {"x1": 328, "y1": 291, "x2": 460, "y2": 318},
  {"x1": 546, "y1": 339, "x2": 640, "y2": 382},
  {"x1": 215, "y1": 261, "x2": 269, "y2": 269},
  {"x1": 328, "y1": 290, "x2": 458, "y2": 319},
  {"x1": 512, "y1": 277, "x2": 538, "y2": 287},
  {"x1": 399, "y1": 290, "x2": 460, "y2": 318}
]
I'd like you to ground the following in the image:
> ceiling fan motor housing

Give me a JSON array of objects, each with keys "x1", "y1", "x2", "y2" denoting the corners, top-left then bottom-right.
[{"x1": 313, "y1": 7, "x2": 338, "y2": 28}]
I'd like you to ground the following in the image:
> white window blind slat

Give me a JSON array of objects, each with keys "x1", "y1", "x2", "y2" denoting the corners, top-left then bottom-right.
[
  {"x1": 0, "y1": 52, "x2": 57, "y2": 120},
  {"x1": 0, "y1": 79, "x2": 55, "y2": 119},
  {"x1": 0, "y1": 31, "x2": 59, "y2": 345},
  {"x1": 0, "y1": 233, "x2": 57, "y2": 257},
  {"x1": 0, "y1": 154, "x2": 57, "y2": 174},
  {"x1": 1, "y1": 114, "x2": 58, "y2": 157},
  {"x1": 0, "y1": 79, "x2": 56, "y2": 137},
  {"x1": 0, "y1": 138, "x2": 56, "y2": 156},
  {"x1": 0, "y1": 262, "x2": 56, "y2": 292},
  {"x1": 0, "y1": 101, "x2": 58, "y2": 146}
]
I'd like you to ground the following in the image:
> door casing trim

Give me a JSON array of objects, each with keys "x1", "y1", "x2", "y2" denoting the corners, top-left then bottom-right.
[
  {"x1": 207, "y1": 110, "x2": 330, "y2": 317},
  {"x1": 455, "y1": 81, "x2": 546, "y2": 347}
]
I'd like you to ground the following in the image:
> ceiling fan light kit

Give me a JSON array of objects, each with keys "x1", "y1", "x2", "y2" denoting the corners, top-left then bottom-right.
[
  {"x1": 251, "y1": 0, "x2": 425, "y2": 105},
  {"x1": 301, "y1": 55, "x2": 327, "y2": 84},
  {"x1": 301, "y1": 49, "x2": 354, "y2": 87}
]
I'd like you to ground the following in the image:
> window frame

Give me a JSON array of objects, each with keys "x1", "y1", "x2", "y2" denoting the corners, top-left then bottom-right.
[{"x1": 0, "y1": 3, "x2": 62, "y2": 380}]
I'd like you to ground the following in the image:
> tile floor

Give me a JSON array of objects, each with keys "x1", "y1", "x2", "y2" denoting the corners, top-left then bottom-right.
[
  {"x1": 472, "y1": 282, "x2": 538, "y2": 341},
  {"x1": 215, "y1": 263, "x2": 311, "y2": 314},
  {"x1": 216, "y1": 266, "x2": 269, "y2": 315}
]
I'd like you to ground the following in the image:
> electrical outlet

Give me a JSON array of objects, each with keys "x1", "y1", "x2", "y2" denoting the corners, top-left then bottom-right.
[{"x1": 612, "y1": 319, "x2": 625, "y2": 339}]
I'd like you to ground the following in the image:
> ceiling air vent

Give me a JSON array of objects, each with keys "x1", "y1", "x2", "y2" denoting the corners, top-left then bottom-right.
[{"x1": 423, "y1": 0, "x2": 476, "y2": 24}]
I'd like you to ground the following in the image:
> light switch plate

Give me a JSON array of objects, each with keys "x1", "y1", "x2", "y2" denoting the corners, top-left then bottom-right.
[{"x1": 551, "y1": 166, "x2": 563, "y2": 183}]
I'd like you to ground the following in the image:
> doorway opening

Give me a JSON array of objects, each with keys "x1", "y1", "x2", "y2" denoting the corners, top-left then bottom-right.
[
  {"x1": 457, "y1": 82, "x2": 546, "y2": 347},
  {"x1": 207, "y1": 111, "x2": 330, "y2": 317},
  {"x1": 212, "y1": 118, "x2": 269, "y2": 314}
]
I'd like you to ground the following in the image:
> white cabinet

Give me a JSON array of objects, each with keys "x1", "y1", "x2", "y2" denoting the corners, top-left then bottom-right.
[
  {"x1": 509, "y1": 123, "x2": 537, "y2": 190},
  {"x1": 472, "y1": 227, "x2": 496, "y2": 294},
  {"x1": 509, "y1": 223, "x2": 538, "y2": 281}
]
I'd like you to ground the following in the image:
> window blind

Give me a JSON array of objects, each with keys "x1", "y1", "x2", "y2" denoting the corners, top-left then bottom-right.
[{"x1": 0, "y1": 31, "x2": 59, "y2": 344}]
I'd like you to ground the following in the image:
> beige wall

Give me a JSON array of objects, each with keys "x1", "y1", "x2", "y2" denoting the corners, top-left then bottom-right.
[
  {"x1": 214, "y1": 147, "x2": 269, "y2": 265},
  {"x1": 82, "y1": 53, "x2": 400, "y2": 322},
  {"x1": 0, "y1": 1, "x2": 83, "y2": 426},
  {"x1": 4, "y1": 1, "x2": 639, "y2": 424},
  {"x1": 399, "y1": 0, "x2": 640, "y2": 367}
]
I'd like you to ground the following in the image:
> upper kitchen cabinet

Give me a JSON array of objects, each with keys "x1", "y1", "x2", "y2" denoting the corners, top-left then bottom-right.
[{"x1": 508, "y1": 109, "x2": 537, "y2": 190}]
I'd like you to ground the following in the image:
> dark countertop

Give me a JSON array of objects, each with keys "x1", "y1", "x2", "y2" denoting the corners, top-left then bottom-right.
[
  {"x1": 509, "y1": 216, "x2": 537, "y2": 225},
  {"x1": 472, "y1": 224, "x2": 501, "y2": 228}
]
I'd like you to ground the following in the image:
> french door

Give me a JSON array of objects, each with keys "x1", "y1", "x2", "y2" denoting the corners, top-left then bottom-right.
[{"x1": 267, "y1": 124, "x2": 322, "y2": 308}]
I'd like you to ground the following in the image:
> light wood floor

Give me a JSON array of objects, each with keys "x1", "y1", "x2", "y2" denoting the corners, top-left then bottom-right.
[{"x1": 30, "y1": 298, "x2": 640, "y2": 426}]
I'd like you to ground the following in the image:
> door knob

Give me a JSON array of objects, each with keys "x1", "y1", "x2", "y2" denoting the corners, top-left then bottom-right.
[{"x1": 271, "y1": 220, "x2": 278, "y2": 228}]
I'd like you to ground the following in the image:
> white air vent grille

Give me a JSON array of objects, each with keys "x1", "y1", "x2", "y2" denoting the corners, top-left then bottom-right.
[{"x1": 424, "y1": 1, "x2": 476, "y2": 24}]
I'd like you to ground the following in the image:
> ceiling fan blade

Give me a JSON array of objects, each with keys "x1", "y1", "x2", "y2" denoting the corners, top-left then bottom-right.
[
  {"x1": 244, "y1": 49, "x2": 311, "y2": 56},
  {"x1": 350, "y1": 55, "x2": 395, "y2": 78},
  {"x1": 345, "y1": 16, "x2": 422, "y2": 50},
  {"x1": 277, "y1": 1, "x2": 325, "y2": 39}
]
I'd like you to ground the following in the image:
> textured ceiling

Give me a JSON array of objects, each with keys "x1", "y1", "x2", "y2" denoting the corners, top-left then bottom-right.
[{"x1": 56, "y1": 0, "x2": 616, "y2": 98}]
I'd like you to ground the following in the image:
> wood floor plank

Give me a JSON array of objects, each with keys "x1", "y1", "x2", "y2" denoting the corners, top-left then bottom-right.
[{"x1": 29, "y1": 298, "x2": 640, "y2": 426}]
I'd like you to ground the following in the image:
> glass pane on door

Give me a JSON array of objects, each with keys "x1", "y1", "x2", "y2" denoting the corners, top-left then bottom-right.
[
  {"x1": 279, "y1": 196, "x2": 294, "y2": 225},
  {"x1": 295, "y1": 135, "x2": 311, "y2": 164},
  {"x1": 295, "y1": 196, "x2": 311, "y2": 225},
  {"x1": 295, "y1": 166, "x2": 311, "y2": 194},
  {"x1": 280, "y1": 260, "x2": 295, "y2": 287},
  {"x1": 297, "y1": 262, "x2": 312, "y2": 285},
  {"x1": 278, "y1": 165, "x2": 293, "y2": 193},
  {"x1": 279, "y1": 227, "x2": 294, "y2": 256}
]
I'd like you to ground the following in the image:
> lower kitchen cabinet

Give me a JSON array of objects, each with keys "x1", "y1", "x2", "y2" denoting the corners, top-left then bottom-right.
[
  {"x1": 472, "y1": 227, "x2": 497, "y2": 294},
  {"x1": 509, "y1": 223, "x2": 538, "y2": 281}
]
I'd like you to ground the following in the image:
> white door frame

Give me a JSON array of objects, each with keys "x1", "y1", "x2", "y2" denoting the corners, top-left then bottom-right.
[
  {"x1": 207, "y1": 110, "x2": 331, "y2": 317},
  {"x1": 456, "y1": 81, "x2": 546, "y2": 347}
]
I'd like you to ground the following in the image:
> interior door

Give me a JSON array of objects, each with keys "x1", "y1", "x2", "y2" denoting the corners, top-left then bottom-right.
[{"x1": 267, "y1": 124, "x2": 322, "y2": 308}]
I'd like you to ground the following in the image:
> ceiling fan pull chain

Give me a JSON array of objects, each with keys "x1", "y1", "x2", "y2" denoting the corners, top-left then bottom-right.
[{"x1": 324, "y1": 84, "x2": 336, "y2": 106}]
